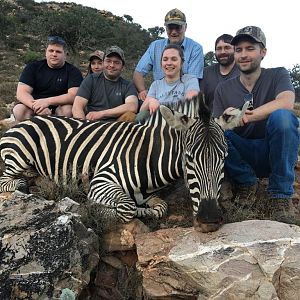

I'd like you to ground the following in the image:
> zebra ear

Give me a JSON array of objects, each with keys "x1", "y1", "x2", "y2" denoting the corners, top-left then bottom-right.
[
  {"x1": 160, "y1": 105, "x2": 196, "y2": 130},
  {"x1": 215, "y1": 101, "x2": 250, "y2": 130}
]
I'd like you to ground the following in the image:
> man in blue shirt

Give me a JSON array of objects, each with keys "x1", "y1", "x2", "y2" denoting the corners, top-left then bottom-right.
[{"x1": 133, "y1": 8, "x2": 204, "y2": 101}]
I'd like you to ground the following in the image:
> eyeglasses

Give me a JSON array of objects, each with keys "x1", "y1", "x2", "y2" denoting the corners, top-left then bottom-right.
[
  {"x1": 166, "y1": 24, "x2": 183, "y2": 32},
  {"x1": 47, "y1": 36, "x2": 66, "y2": 46},
  {"x1": 244, "y1": 93, "x2": 254, "y2": 110}
]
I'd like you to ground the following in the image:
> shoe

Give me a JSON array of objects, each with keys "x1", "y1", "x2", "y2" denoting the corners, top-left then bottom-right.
[
  {"x1": 268, "y1": 197, "x2": 297, "y2": 224},
  {"x1": 233, "y1": 182, "x2": 258, "y2": 208}
]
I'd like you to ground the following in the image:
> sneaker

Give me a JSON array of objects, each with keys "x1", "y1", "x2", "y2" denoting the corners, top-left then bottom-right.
[
  {"x1": 233, "y1": 183, "x2": 258, "y2": 208},
  {"x1": 268, "y1": 198, "x2": 297, "y2": 224}
]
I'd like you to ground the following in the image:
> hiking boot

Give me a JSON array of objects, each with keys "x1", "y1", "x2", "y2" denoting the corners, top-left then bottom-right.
[
  {"x1": 268, "y1": 197, "x2": 297, "y2": 224},
  {"x1": 233, "y1": 182, "x2": 258, "y2": 208}
]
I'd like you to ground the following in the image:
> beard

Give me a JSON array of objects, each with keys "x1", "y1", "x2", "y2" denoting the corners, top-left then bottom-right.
[
  {"x1": 237, "y1": 59, "x2": 261, "y2": 75},
  {"x1": 216, "y1": 53, "x2": 234, "y2": 66}
]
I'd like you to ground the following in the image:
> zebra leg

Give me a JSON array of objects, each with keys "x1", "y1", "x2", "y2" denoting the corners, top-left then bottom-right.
[
  {"x1": 0, "y1": 174, "x2": 29, "y2": 193},
  {"x1": 136, "y1": 194, "x2": 168, "y2": 219},
  {"x1": 88, "y1": 178, "x2": 137, "y2": 223}
]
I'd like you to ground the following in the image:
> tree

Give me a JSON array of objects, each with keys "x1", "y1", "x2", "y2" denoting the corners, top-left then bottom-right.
[
  {"x1": 288, "y1": 64, "x2": 300, "y2": 102},
  {"x1": 148, "y1": 26, "x2": 165, "y2": 39},
  {"x1": 123, "y1": 14, "x2": 133, "y2": 23},
  {"x1": 204, "y1": 51, "x2": 217, "y2": 67}
]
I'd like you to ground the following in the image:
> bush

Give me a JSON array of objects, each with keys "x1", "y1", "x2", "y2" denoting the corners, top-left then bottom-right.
[{"x1": 23, "y1": 50, "x2": 43, "y2": 64}]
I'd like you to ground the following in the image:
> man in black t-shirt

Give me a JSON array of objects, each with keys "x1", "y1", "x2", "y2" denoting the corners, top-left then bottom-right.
[
  {"x1": 72, "y1": 46, "x2": 138, "y2": 121},
  {"x1": 200, "y1": 34, "x2": 239, "y2": 109},
  {"x1": 14, "y1": 36, "x2": 83, "y2": 122},
  {"x1": 213, "y1": 26, "x2": 299, "y2": 224}
]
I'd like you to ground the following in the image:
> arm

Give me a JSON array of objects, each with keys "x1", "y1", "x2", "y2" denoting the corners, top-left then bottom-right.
[
  {"x1": 139, "y1": 96, "x2": 160, "y2": 114},
  {"x1": 32, "y1": 87, "x2": 79, "y2": 114},
  {"x1": 72, "y1": 96, "x2": 88, "y2": 120},
  {"x1": 242, "y1": 91, "x2": 295, "y2": 124},
  {"x1": 86, "y1": 95, "x2": 138, "y2": 121},
  {"x1": 16, "y1": 83, "x2": 35, "y2": 108},
  {"x1": 133, "y1": 71, "x2": 148, "y2": 100}
]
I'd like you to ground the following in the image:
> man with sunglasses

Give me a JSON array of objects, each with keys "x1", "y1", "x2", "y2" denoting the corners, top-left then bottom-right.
[
  {"x1": 133, "y1": 8, "x2": 204, "y2": 101},
  {"x1": 213, "y1": 26, "x2": 299, "y2": 224},
  {"x1": 14, "y1": 36, "x2": 83, "y2": 122}
]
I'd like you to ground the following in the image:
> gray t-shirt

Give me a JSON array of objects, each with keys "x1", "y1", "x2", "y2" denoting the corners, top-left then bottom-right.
[
  {"x1": 200, "y1": 63, "x2": 239, "y2": 110},
  {"x1": 213, "y1": 67, "x2": 295, "y2": 139},
  {"x1": 77, "y1": 72, "x2": 137, "y2": 114},
  {"x1": 147, "y1": 74, "x2": 200, "y2": 104}
]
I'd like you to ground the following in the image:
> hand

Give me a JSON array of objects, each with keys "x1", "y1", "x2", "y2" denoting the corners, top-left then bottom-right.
[
  {"x1": 241, "y1": 109, "x2": 254, "y2": 125},
  {"x1": 138, "y1": 90, "x2": 148, "y2": 101},
  {"x1": 32, "y1": 99, "x2": 50, "y2": 114},
  {"x1": 86, "y1": 111, "x2": 105, "y2": 121},
  {"x1": 148, "y1": 99, "x2": 160, "y2": 114}
]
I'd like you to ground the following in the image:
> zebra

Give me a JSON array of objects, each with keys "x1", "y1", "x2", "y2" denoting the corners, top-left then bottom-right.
[{"x1": 0, "y1": 93, "x2": 248, "y2": 232}]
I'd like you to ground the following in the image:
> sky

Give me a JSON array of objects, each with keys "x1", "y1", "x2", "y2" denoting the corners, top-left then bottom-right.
[{"x1": 36, "y1": 0, "x2": 299, "y2": 69}]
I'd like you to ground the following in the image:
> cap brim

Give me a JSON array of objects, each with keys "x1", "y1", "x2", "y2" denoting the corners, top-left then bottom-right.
[
  {"x1": 231, "y1": 34, "x2": 263, "y2": 46},
  {"x1": 164, "y1": 20, "x2": 186, "y2": 26},
  {"x1": 89, "y1": 55, "x2": 103, "y2": 61}
]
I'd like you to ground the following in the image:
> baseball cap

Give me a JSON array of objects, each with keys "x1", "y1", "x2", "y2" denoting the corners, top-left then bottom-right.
[
  {"x1": 105, "y1": 46, "x2": 125, "y2": 64},
  {"x1": 164, "y1": 8, "x2": 186, "y2": 26},
  {"x1": 231, "y1": 26, "x2": 266, "y2": 47},
  {"x1": 89, "y1": 50, "x2": 104, "y2": 61}
]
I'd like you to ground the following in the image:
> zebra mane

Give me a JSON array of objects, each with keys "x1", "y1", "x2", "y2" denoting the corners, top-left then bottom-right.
[{"x1": 140, "y1": 93, "x2": 202, "y2": 126}]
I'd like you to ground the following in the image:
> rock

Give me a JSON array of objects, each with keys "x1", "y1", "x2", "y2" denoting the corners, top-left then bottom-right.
[
  {"x1": 135, "y1": 220, "x2": 300, "y2": 299},
  {"x1": 0, "y1": 192, "x2": 99, "y2": 299}
]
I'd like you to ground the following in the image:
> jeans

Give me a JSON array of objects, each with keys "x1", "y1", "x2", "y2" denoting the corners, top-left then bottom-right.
[{"x1": 225, "y1": 109, "x2": 300, "y2": 198}]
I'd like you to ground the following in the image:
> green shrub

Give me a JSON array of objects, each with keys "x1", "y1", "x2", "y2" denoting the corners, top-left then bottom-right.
[{"x1": 23, "y1": 50, "x2": 43, "y2": 64}]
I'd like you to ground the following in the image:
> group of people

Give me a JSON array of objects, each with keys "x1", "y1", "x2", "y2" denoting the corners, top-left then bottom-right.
[{"x1": 13, "y1": 8, "x2": 299, "y2": 224}]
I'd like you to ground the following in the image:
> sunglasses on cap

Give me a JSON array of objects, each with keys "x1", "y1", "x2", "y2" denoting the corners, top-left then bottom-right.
[
  {"x1": 166, "y1": 24, "x2": 183, "y2": 31},
  {"x1": 244, "y1": 93, "x2": 254, "y2": 110},
  {"x1": 47, "y1": 36, "x2": 66, "y2": 46}
]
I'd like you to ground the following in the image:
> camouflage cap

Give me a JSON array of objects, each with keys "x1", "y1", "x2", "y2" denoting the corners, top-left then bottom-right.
[
  {"x1": 89, "y1": 50, "x2": 104, "y2": 61},
  {"x1": 164, "y1": 8, "x2": 186, "y2": 26},
  {"x1": 231, "y1": 26, "x2": 266, "y2": 48},
  {"x1": 105, "y1": 46, "x2": 125, "y2": 64}
]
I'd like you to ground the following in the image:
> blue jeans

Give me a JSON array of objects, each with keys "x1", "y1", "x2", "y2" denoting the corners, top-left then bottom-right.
[{"x1": 225, "y1": 109, "x2": 300, "y2": 198}]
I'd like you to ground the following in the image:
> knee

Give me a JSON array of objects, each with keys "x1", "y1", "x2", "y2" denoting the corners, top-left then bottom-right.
[
  {"x1": 56, "y1": 105, "x2": 72, "y2": 117},
  {"x1": 267, "y1": 109, "x2": 298, "y2": 132},
  {"x1": 13, "y1": 104, "x2": 33, "y2": 122}
]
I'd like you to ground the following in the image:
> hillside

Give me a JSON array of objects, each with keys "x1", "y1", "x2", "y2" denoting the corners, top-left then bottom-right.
[{"x1": 0, "y1": 0, "x2": 159, "y2": 118}]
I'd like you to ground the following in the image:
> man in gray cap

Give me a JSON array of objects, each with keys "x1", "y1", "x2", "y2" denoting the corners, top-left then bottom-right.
[
  {"x1": 133, "y1": 8, "x2": 203, "y2": 101},
  {"x1": 213, "y1": 26, "x2": 299, "y2": 223},
  {"x1": 73, "y1": 46, "x2": 138, "y2": 121}
]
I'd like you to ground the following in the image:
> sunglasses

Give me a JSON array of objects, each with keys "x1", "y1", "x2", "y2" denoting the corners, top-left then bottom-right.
[
  {"x1": 166, "y1": 24, "x2": 183, "y2": 32},
  {"x1": 47, "y1": 36, "x2": 66, "y2": 46},
  {"x1": 244, "y1": 93, "x2": 254, "y2": 110}
]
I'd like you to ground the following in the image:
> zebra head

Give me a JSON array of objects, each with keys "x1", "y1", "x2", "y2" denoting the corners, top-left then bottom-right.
[{"x1": 160, "y1": 93, "x2": 247, "y2": 233}]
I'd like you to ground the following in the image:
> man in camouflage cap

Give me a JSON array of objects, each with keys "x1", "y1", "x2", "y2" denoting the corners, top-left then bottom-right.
[
  {"x1": 213, "y1": 26, "x2": 299, "y2": 224},
  {"x1": 133, "y1": 8, "x2": 203, "y2": 102}
]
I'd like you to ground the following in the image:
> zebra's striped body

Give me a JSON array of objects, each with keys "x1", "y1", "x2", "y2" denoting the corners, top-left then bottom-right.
[{"x1": 0, "y1": 94, "x2": 240, "y2": 232}]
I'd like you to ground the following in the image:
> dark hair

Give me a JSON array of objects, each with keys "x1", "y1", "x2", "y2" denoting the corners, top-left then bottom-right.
[
  {"x1": 161, "y1": 44, "x2": 185, "y2": 81},
  {"x1": 214, "y1": 34, "x2": 233, "y2": 50},
  {"x1": 47, "y1": 36, "x2": 67, "y2": 50}
]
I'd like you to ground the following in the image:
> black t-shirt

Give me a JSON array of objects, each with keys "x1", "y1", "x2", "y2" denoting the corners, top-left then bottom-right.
[
  {"x1": 213, "y1": 67, "x2": 295, "y2": 139},
  {"x1": 200, "y1": 63, "x2": 239, "y2": 110},
  {"x1": 19, "y1": 59, "x2": 83, "y2": 99},
  {"x1": 77, "y1": 72, "x2": 138, "y2": 113}
]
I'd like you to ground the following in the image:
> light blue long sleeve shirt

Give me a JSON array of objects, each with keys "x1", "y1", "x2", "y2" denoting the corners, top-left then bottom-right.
[{"x1": 135, "y1": 37, "x2": 204, "y2": 80}]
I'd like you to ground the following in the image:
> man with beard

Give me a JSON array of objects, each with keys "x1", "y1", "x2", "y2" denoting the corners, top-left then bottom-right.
[
  {"x1": 213, "y1": 26, "x2": 299, "y2": 224},
  {"x1": 133, "y1": 8, "x2": 204, "y2": 101},
  {"x1": 200, "y1": 34, "x2": 239, "y2": 109},
  {"x1": 72, "y1": 46, "x2": 138, "y2": 121}
]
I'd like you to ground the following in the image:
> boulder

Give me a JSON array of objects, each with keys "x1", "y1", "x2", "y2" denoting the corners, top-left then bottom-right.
[
  {"x1": 0, "y1": 192, "x2": 99, "y2": 299},
  {"x1": 135, "y1": 220, "x2": 300, "y2": 299}
]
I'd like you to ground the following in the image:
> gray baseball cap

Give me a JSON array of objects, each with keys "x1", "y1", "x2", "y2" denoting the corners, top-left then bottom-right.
[{"x1": 231, "y1": 26, "x2": 266, "y2": 47}]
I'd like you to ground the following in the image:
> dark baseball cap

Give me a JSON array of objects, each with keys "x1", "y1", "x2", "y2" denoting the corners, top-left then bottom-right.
[
  {"x1": 105, "y1": 46, "x2": 125, "y2": 64},
  {"x1": 231, "y1": 26, "x2": 266, "y2": 48},
  {"x1": 164, "y1": 8, "x2": 186, "y2": 26}
]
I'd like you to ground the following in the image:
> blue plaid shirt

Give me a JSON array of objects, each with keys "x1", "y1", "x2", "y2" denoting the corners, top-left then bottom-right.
[{"x1": 135, "y1": 37, "x2": 204, "y2": 80}]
